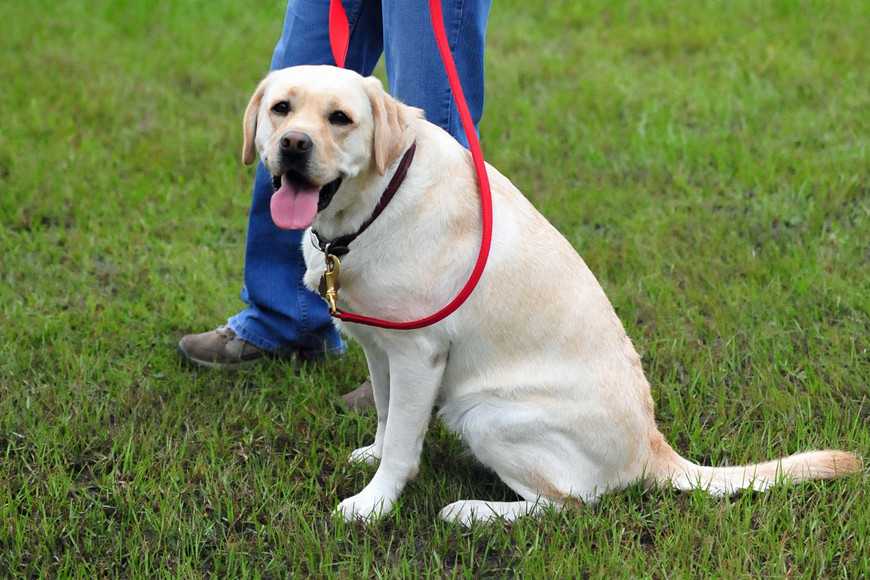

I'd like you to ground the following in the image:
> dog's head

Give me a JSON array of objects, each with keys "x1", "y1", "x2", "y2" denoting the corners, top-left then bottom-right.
[{"x1": 242, "y1": 65, "x2": 417, "y2": 230}]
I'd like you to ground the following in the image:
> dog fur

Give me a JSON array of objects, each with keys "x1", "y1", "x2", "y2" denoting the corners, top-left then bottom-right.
[{"x1": 243, "y1": 65, "x2": 862, "y2": 525}]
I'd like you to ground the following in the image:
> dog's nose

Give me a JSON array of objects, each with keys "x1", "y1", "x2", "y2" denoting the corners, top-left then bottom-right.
[{"x1": 279, "y1": 131, "x2": 313, "y2": 154}]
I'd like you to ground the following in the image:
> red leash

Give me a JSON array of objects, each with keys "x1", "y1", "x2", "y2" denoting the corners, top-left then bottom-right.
[
  {"x1": 327, "y1": 0, "x2": 350, "y2": 68},
  {"x1": 325, "y1": 0, "x2": 493, "y2": 330}
]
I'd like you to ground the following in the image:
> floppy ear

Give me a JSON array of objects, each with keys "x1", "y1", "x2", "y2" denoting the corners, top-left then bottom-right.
[
  {"x1": 242, "y1": 75, "x2": 270, "y2": 165},
  {"x1": 363, "y1": 76, "x2": 418, "y2": 175}
]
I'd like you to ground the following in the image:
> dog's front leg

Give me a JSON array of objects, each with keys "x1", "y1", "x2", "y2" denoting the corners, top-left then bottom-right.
[
  {"x1": 337, "y1": 339, "x2": 446, "y2": 522},
  {"x1": 348, "y1": 341, "x2": 390, "y2": 464}
]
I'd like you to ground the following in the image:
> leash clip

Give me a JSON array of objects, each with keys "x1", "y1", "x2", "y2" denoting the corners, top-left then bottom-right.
[{"x1": 319, "y1": 254, "x2": 342, "y2": 314}]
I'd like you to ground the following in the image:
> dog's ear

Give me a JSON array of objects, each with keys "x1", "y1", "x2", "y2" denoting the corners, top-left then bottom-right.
[
  {"x1": 242, "y1": 75, "x2": 270, "y2": 165},
  {"x1": 363, "y1": 76, "x2": 420, "y2": 175}
]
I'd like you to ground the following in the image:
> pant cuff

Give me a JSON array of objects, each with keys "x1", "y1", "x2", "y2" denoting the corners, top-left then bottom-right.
[{"x1": 227, "y1": 316, "x2": 347, "y2": 359}]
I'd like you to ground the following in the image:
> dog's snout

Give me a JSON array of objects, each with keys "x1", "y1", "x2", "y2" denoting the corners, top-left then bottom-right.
[{"x1": 279, "y1": 131, "x2": 313, "y2": 155}]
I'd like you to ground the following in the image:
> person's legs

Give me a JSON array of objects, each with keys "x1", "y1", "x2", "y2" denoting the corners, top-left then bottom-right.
[
  {"x1": 225, "y1": 1, "x2": 384, "y2": 358},
  {"x1": 181, "y1": 0, "x2": 492, "y2": 373},
  {"x1": 382, "y1": 0, "x2": 491, "y2": 146}
]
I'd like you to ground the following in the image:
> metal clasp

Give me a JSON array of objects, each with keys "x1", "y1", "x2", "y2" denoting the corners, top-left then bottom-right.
[{"x1": 320, "y1": 254, "x2": 341, "y2": 314}]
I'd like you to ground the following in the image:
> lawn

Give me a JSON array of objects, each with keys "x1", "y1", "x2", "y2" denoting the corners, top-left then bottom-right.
[{"x1": 1, "y1": 0, "x2": 868, "y2": 576}]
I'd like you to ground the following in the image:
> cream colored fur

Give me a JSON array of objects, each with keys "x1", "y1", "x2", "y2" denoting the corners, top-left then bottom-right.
[{"x1": 244, "y1": 66, "x2": 862, "y2": 526}]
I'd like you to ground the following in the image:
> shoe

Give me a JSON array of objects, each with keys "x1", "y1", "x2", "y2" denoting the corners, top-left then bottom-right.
[
  {"x1": 177, "y1": 325, "x2": 271, "y2": 369},
  {"x1": 341, "y1": 380, "x2": 375, "y2": 411},
  {"x1": 178, "y1": 326, "x2": 375, "y2": 410}
]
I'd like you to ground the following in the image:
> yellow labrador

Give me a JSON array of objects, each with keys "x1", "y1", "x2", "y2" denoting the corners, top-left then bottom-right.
[{"x1": 242, "y1": 65, "x2": 861, "y2": 525}]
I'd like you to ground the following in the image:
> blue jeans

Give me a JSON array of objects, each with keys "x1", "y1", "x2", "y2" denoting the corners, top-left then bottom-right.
[{"x1": 228, "y1": 0, "x2": 491, "y2": 355}]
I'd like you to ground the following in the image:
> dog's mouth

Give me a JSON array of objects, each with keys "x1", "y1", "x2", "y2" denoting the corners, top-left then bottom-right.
[{"x1": 270, "y1": 171, "x2": 343, "y2": 230}]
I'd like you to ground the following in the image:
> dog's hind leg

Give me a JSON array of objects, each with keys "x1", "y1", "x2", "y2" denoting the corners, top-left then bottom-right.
[{"x1": 438, "y1": 396, "x2": 623, "y2": 526}]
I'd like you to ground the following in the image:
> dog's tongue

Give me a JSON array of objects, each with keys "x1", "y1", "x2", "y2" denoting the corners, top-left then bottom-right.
[{"x1": 270, "y1": 176, "x2": 319, "y2": 230}]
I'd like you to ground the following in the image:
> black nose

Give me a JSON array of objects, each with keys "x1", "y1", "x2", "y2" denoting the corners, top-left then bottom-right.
[{"x1": 279, "y1": 131, "x2": 313, "y2": 154}]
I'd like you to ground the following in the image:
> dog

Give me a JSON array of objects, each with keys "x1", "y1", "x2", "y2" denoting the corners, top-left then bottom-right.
[{"x1": 241, "y1": 65, "x2": 861, "y2": 525}]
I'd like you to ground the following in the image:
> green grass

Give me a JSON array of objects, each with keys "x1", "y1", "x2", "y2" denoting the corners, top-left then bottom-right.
[{"x1": 1, "y1": 0, "x2": 868, "y2": 576}]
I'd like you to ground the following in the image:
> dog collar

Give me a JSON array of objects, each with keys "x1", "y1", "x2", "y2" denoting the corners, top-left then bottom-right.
[{"x1": 310, "y1": 141, "x2": 416, "y2": 258}]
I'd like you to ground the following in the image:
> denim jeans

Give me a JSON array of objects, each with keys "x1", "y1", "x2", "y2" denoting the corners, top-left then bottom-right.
[{"x1": 227, "y1": 0, "x2": 491, "y2": 355}]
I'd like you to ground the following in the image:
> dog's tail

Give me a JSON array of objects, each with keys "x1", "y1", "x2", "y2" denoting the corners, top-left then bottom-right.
[{"x1": 649, "y1": 435, "x2": 862, "y2": 496}]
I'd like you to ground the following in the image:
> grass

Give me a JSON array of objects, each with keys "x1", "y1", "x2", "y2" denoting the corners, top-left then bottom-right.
[{"x1": 0, "y1": 0, "x2": 867, "y2": 576}]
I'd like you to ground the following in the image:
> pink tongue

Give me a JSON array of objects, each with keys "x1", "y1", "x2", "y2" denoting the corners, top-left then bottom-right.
[{"x1": 270, "y1": 177, "x2": 320, "y2": 230}]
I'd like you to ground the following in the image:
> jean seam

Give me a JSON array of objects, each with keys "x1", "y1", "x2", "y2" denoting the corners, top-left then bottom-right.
[
  {"x1": 296, "y1": 249, "x2": 310, "y2": 335},
  {"x1": 444, "y1": 0, "x2": 466, "y2": 139}
]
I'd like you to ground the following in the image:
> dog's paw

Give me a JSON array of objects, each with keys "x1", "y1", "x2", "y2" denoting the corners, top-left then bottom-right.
[
  {"x1": 335, "y1": 491, "x2": 393, "y2": 522},
  {"x1": 348, "y1": 444, "x2": 381, "y2": 465},
  {"x1": 439, "y1": 500, "x2": 493, "y2": 527},
  {"x1": 440, "y1": 500, "x2": 541, "y2": 526}
]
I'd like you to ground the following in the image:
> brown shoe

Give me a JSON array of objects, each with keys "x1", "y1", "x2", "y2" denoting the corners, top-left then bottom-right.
[
  {"x1": 177, "y1": 325, "x2": 270, "y2": 369},
  {"x1": 341, "y1": 380, "x2": 375, "y2": 411}
]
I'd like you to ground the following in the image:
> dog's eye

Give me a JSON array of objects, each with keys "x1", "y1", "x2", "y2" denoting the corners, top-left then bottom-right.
[
  {"x1": 271, "y1": 101, "x2": 290, "y2": 115},
  {"x1": 329, "y1": 110, "x2": 353, "y2": 126}
]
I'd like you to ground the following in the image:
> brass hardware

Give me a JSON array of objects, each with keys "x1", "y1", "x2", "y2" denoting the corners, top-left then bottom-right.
[{"x1": 319, "y1": 254, "x2": 341, "y2": 314}]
